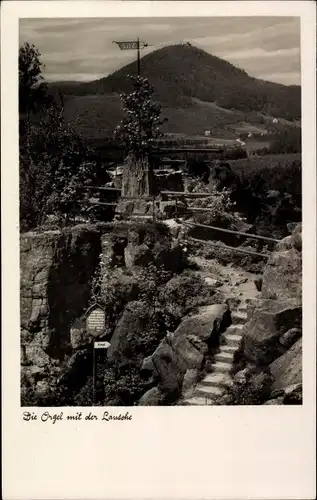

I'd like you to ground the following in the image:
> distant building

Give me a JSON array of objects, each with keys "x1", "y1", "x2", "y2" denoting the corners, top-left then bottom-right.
[
  {"x1": 272, "y1": 118, "x2": 278, "y2": 124},
  {"x1": 204, "y1": 130, "x2": 211, "y2": 137}
]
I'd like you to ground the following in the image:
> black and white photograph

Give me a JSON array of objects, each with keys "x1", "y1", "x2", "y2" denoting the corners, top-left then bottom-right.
[{"x1": 19, "y1": 15, "x2": 303, "y2": 408}]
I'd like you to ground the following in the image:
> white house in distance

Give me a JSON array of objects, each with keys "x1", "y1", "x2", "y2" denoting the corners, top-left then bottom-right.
[
  {"x1": 272, "y1": 118, "x2": 279, "y2": 124},
  {"x1": 204, "y1": 130, "x2": 211, "y2": 137}
]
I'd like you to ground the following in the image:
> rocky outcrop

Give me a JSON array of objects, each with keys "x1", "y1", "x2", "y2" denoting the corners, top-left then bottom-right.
[
  {"x1": 243, "y1": 298, "x2": 301, "y2": 365},
  {"x1": 240, "y1": 223, "x2": 302, "y2": 404},
  {"x1": 269, "y1": 338, "x2": 302, "y2": 390},
  {"x1": 138, "y1": 303, "x2": 230, "y2": 405},
  {"x1": 138, "y1": 387, "x2": 166, "y2": 406},
  {"x1": 124, "y1": 221, "x2": 186, "y2": 273},
  {"x1": 261, "y1": 224, "x2": 302, "y2": 301},
  {"x1": 20, "y1": 226, "x2": 101, "y2": 397}
]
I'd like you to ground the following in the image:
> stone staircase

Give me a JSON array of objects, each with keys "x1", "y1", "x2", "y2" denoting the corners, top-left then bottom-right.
[{"x1": 182, "y1": 307, "x2": 248, "y2": 405}]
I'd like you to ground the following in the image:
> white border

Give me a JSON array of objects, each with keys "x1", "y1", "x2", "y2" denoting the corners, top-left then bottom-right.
[{"x1": 1, "y1": 2, "x2": 316, "y2": 499}]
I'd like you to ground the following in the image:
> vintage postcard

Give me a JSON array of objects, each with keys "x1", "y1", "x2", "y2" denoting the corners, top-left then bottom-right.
[{"x1": 1, "y1": 1, "x2": 316, "y2": 499}]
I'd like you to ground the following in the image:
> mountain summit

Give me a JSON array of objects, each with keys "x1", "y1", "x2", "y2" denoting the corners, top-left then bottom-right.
[
  {"x1": 47, "y1": 44, "x2": 301, "y2": 137},
  {"x1": 68, "y1": 44, "x2": 300, "y2": 119}
]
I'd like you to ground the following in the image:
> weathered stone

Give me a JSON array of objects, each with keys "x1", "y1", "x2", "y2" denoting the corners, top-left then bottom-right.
[
  {"x1": 262, "y1": 245, "x2": 301, "y2": 301},
  {"x1": 279, "y1": 327, "x2": 301, "y2": 348},
  {"x1": 20, "y1": 226, "x2": 101, "y2": 368},
  {"x1": 24, "y1": 338, "x2": 52, "y2": 368},
  {"x1": 140, "y1": 356, "x2": 158, "y2": 376},
  {"x1": 283, "y1": 383, "x2": 302, "y2": 404},
  {"x1": 243, "y1": 298, "x2": 301, "y2": 365},
  {"x1": 124, "y1": 221, "x2": 185, "y2": 273},
  {"x1": 35, "y1": 379, "x2": 51, "y2": 397},
  {"x1": 138, "y1": 387, "x2": 165, "y2": 406},
  {"x1": 152, "y1": 339, "x2": 185, "y2": 395},
  {"x1": 269, "y1": 338, "x2": 302, "y2": 390},
  {"x1": 172, "y1": 304, "x2": 230, "y2": 344},
  {"x1": 171, "y1": 335, "x2": 205, "y2": 370},
  {"x1": 264, "y1": 396, "x2": 284, "y2": 405},
  {"x1": 270, "y1": 388, "x2": 285, "y2": 399},
  {"x1": 181, "y1": 368, "x2": 200, "y2": 398},
  {"x1": 233, "y1": 368, "x2": 252, "y2": 385}
]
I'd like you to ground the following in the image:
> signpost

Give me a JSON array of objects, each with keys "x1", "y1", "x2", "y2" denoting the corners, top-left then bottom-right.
[
  {"x1": 92, "y1": 341, "x2": 111, "y2": 406},
  {"x1": 113, "y1": 38, "x2": 149, "y2": 75}
]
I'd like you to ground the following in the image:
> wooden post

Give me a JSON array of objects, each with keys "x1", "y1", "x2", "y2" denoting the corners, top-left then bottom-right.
[{"x1": 92, "y1": 345, "x2": 96, "y2": 406}]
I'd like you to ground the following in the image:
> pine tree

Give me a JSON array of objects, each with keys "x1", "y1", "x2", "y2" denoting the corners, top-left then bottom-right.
[{"x1": 114, "y1": 76, "x2": 167, "y2": 197}]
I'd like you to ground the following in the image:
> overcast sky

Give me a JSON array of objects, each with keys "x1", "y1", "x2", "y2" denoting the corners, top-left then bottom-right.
[{"x1": 19, "y1": 17, "x2": 301, "y2": 85}]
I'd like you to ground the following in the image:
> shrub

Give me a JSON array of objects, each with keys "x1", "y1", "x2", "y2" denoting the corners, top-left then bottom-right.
[
  {"x1": 103, "y1": 363, "x2": 150, "y2": 406},
  {"x1": 159, "y1": 272, "x2": 212, "y2": 328}
]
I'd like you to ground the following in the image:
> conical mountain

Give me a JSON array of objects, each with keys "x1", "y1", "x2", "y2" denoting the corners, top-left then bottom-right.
[{"x1": 48, "y1": 44, "x2": 301, "y2": 137}]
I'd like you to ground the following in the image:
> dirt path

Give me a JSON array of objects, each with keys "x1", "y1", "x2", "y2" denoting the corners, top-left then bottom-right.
[{"x1": 191, "y1": 255, "x2": 261, "y2": 308}]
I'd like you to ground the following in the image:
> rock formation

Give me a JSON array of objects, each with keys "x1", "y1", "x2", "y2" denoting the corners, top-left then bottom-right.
[
  {"x1": 236, "y1": 223, "x2": 302, "y2": 404},
  {"x1": 20, "y1": 226, "x2": 101, "y2": 401}
]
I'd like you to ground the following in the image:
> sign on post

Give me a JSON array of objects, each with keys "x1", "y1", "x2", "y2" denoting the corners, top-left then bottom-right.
[
  {"x1": 94, "y1": 341, "x2": 111, "y2": 349},
  {"x1": 115, "y1": 41, "x2": 139, "y2": 50},
  {"x1": 86, "y1": 305, "x2": 105, "y2": 334}
]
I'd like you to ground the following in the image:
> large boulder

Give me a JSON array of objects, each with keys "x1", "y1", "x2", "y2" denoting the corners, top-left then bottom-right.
[
  {"x1": 243, "y1": 298, "x2": 301, "y2": 365},
  {"x1": 152, "y1": 339, "x2": 185, "y2": 395},
  {"x1": 138, "y1": 387, "x2": 166, "y2": 406},
  {"x1": 138, "y1": 303, "x2": 230, "y2": 405},
  {"x1": 262, "y1": 225, "x2": 302, "y2": 301},
  {"x1": 172, "y1": 304, "x2": 230, "y2": 344},
  {"x1": 269, "y1": 338, "x2": 302, "y2": 390}
]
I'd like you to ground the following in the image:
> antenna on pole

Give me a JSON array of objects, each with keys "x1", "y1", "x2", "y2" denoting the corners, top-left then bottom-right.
[{"x1": 113, "y1": 39, "x2": 149, "y2": 77}]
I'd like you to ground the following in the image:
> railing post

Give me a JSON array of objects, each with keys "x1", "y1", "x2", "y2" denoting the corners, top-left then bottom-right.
[{"x1": 152, "y1": 196, "x2": 156, "y2": 221}]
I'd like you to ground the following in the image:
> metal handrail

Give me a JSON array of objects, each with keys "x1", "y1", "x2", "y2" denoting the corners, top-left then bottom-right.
[
  {"x1": 184, "y1": 221, "x2": 280, "y2": 244},
  {"x1": 186, "y1": 237, "x2": 270, "y2": 259}
]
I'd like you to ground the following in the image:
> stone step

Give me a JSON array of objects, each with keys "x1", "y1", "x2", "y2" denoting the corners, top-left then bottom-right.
[
  {"x1": 195, "y1": 384, "x2": 225, "y2": 397},
  {"x1": 226, "y1": 323, "x2": 244, "y2": 333},
  {"x1": 200, "y1": 372, "x2": 233, "y2": 388},
  {"x1": 219, "y1": 345, "x2": 237, "y2": 354},
  {"x1": 212, "y1": 360, "x2": 232, "y2": 374},
  {"x1": 222, "y1": 333, "x2": 243, "y2": 347},
  {"x1": 182, "y1": 395, "x2": 214, "y2": 406},
  {"x1": 231, "y1": 310, "x2": 248, "y2": 324},
  {"x1": 214, "y1": 351, "x2": 235, "y2": 363},
  {"x1": 238, "y1": 307, "x2": 248, "y2": 314}
]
